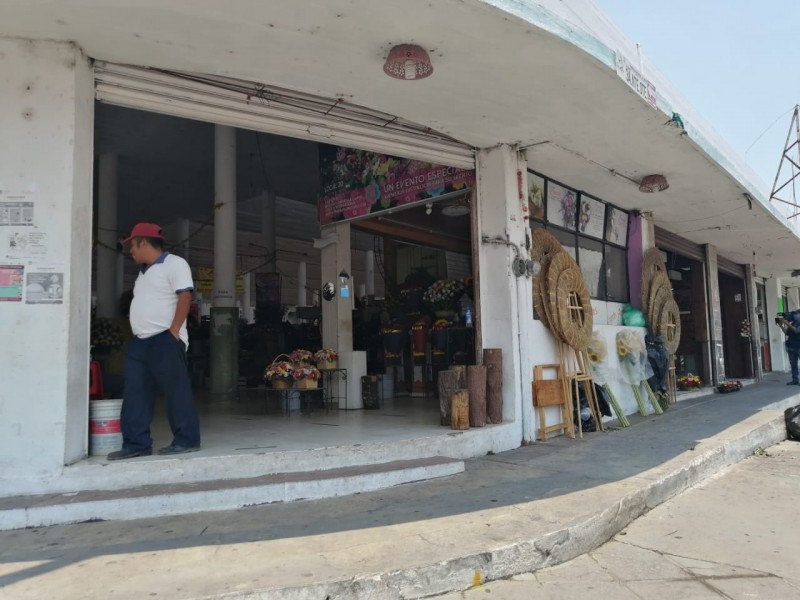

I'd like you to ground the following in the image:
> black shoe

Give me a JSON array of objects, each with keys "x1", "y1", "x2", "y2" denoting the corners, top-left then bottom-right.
[
  {"x1": 158, "y1": 444, "x2": 201, "y2": 455},
  {"x1": 787, "y1": 381, "x2": 800, "y2": 386},
  {"x1": 107, "y1": 447, "x2": 152, "y2": 461}
]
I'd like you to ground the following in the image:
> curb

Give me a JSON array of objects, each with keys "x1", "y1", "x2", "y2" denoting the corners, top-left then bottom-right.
[{"x1": 206, "y1": 407, "x2": 789, "y2": 600}]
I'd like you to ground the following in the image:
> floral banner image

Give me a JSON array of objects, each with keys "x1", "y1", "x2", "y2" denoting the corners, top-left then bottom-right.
[{"x1": 318, "y1": 145, "x2": 475, "y2": 226}]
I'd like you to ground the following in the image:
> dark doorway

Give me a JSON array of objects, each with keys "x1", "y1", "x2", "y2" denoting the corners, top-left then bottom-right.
[{"x1": 719, "y1": 273, "x2": 753, "y2": 379}]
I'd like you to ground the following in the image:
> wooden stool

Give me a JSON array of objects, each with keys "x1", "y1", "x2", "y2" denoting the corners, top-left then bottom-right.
[
  {"x1": 89, "y1": 360, "x2": 105, "y2": 399},
  {"x1": 532, "y1": 364, "x2": 574, "y2": 441}
]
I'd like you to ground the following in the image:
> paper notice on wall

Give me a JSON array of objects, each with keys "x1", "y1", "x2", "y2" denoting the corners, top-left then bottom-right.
[
  {"x1": 0, "y1": 199, "x2": 34, "y2": 226},
  {"x1": 25, "y1": 271, "x2": 64, "y2": 304},
  {"x1": 4, "y1": 229, "x2": 48, "y2": 260},
  {"x1": 0, "y1": 264, "x2": 24, "y2": 302}
]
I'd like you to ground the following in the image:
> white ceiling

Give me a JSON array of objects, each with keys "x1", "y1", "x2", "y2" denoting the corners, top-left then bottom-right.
[{"x1": 3, "y1": 0, "x2": 800, "y2": 278}]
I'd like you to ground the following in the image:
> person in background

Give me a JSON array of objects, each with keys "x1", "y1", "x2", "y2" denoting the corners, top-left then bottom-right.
[
  {"x1": 107, "y1": 222, "x2": 201, "y2": 460},
  {"x1": 777, "y1": 310, "x2": 800, "y2": 386}
]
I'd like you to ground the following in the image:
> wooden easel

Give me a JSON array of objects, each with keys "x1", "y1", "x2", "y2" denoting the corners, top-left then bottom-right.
[
  {"x1": 559, "y1": 343, "x2": 604, "y2": 437},
  {"x1": 667, "y1": 355, "x2": 677, "y2": 405},
  {"x1": 532, "y1": 363, "x2": 574, "y2": 441}
]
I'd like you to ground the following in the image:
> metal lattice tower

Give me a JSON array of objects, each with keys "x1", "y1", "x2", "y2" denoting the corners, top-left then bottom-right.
[{"x1": 770, "y1": 105, "x2": 800, "y2": 219}]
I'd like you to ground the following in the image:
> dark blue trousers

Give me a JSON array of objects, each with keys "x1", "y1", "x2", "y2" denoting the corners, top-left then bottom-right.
[
  {"x1": 121, "y1": 330, "x2": 200, "y2": 451},
  {"x1": 788, "y1": 344, "x2": 800, "y2": 384}
]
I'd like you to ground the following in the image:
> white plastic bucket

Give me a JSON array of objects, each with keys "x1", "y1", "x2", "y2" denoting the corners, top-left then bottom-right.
[
  {"x1": 379, "y1": 371, "x2": 394, "y2": 401},
  {"x1": 89, "y1": 399, "x2": 123, "y2": 456}
]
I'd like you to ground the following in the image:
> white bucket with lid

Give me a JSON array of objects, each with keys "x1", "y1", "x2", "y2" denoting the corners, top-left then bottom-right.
[{"x1": 89, "y1": 398, "x2": 123, "y2": 456}]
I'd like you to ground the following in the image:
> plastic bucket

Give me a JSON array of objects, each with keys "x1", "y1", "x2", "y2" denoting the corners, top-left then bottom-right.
[
  {"x1": 89, "y1": 398, "x2": 123, "y2": 456},
  {"x1": 379, "y1": 371, "x2": 394, "y2": 401}
]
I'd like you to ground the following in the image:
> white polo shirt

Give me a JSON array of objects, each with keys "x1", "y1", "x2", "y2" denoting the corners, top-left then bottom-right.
[{"x1": 129, "y1": 252, "x2": 194, "y2": 347}]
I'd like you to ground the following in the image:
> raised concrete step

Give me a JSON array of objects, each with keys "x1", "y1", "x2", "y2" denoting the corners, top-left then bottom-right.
[{"x1": 0, "y1": 456, "x2": 464, "y2": 530}]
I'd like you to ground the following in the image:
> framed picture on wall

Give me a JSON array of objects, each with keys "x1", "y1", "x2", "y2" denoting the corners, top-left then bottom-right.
[
  {"x1": 527, "y1": 171, "x2": 545, "y2": 220},
  {"x1": 546, "y1": 182, "x2": 578, "y2": 230},
  {"x1": 605, "y1": 206, "x2": 629, "y2": 246},
  {"x1": 578, "y1": 195, "x2": 605, "y2": 238}
]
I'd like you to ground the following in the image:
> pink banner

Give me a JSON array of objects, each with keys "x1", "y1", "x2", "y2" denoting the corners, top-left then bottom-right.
[{"x1": 318, "y1": 146, "x2": 474, "y2": 226}]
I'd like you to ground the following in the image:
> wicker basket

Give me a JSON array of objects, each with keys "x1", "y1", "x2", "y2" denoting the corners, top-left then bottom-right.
[
  {"x1": 270, "y1": 378, "x2": 292, "y2": 390},
  {"x1": 317, "y1": 359, "x2": 337, "y2": 370},
  {"x1": 296, "y1": 378, "x2": 319, "y2": 389}
]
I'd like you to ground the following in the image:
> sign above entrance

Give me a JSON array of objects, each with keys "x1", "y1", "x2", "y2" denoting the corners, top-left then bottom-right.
[
  {"x1": 614, "y1": 52, "x2": 656, "y2": 109},
  {"x1": 318, "y1": 145, "x2": 475, "y2": 227}
]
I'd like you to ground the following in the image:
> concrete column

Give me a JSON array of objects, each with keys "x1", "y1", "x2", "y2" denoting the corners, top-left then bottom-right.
[
  {"x1": 297, "y1": 261, "x2": 307, "y2": 306},
  {"x1": 704, "y1": 244, "x2": 724, "y2": 384},
  {"x1": 788, "y1": 287, "x2": 800, "y2": 311},
  {"x1": 0, "y1": 39, "x2": 95, "y2": 482},
  {"x1": 210, "y1": 125, "x2": 238, "y2": 401},
  {"x1": 262, "y1": 188, "x2": 277, "y2": 272},
  {"x1": 96, "y1": 153, "x2": 119, "y2": 318},
  {"x1": 318, "y1": 223, "x2": 364, "y2": 408},
  {"x1": 765, "y1": 277, "x2": 787, "y2": 373},
  {"x1": 744, "y1": 264, "x2": 762, "y2": 380},
  {"x1": 176, "y1": 217, "x2": 190, "y2": 261},
  {"x1": 365, "y1": 249, "x2": 375, "y2": 298},
  {"x1": 478, "y1": 145, "x2": 534, "y2": 443}
]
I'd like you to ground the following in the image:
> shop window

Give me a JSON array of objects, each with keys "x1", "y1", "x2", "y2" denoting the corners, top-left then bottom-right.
[
  {"x1": 605, "y1": 246, "x2": 628, "y2": 302},
  {"x1": 527, "y1": 169, "x2": 629, "y2": 302},
  {"x1": 578, "y1": 237, "x2": 605, "y2": 298}
]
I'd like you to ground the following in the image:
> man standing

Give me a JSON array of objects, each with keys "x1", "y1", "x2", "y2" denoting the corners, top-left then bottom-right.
[
  {"x1": 108, "y1": 223, "x2": 201, "y2": 460},
  {"x1": 777, "y1": 310, "x2": 800, "y2": 386}
]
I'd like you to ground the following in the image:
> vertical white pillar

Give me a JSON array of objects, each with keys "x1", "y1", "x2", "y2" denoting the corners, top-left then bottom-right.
[
  {"x1": 365, "y1": 249, "x2": 375, "y2": 297},
  {"x1": 477, "y1": 145, "x2": 533, "y2": 442},
  {"x1": 788, "y1": 287, "x2": 800, "y2": 311},
  {"x1": 766, "y1": 277, "x2": 787, "y2": 373},
  {"x1": 704, "y1": 244, "x2": 724, "y2": 384},
  {"x1": 297, "y1": 261, "x2": 307, "y2": 306},
  {"x1": 115, "y1": 252, "x2": 125, "y2": 312},
  {"x1": 96, "y1": 153, "x2": 118, "y2": 318},
  {"x1": 744, "y1": 264, "x2": 762, "y2": 380},
  {"x1": 242, "y1": 273, "x2": 253, "y2": 323},
  {"x1": 210, "y1": 125, "x2": 238, "y2": 400},
  {"x1": 214, "y1": 126, "x2": 237, "y2": 307},
  {"x1": 176, "y1": 217, "x2": 190, "y2": 261}
]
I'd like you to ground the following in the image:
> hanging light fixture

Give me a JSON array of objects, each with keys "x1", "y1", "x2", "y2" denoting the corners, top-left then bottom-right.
[
  {"x1": 638, "y1": 174, "x2": 669, "y2": 193},
  {"x1": 383, "y1": 44, "x2": 434, "y2": 80}
]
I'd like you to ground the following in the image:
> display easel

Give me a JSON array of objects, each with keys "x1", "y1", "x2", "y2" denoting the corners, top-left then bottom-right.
[
  {"x1": 532, "y1": 363, "x2": 574, "y2": 441},
  {"x1": 558, "y1": 343, "x2": 604, "y2": 437},
  {"x1": 667, "y1": 355, "x2": 677, "y2": 404}
]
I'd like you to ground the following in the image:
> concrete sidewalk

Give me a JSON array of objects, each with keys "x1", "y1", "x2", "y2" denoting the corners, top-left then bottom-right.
[{"x1": 1, "y1": 376, "x2": 798, "y2": 600}]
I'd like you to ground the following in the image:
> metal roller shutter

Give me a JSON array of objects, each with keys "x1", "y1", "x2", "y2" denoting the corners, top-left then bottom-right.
[
  {"x1": 94, "y1": 62, "x2": 475, "y2": 169},
  {"x1": 654, "y1": 227, "x2": 704, "y2": 262}
]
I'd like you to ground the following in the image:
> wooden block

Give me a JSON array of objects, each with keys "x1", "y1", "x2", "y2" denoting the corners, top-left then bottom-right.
[
  {"x1": 438, "y1": 370, "x2": 462, "y2": 427},
  {"x1": 484, "y1": 348, "x2": 503, "y2": 424},
  {"x1": 467, "y1": 365, "x2": 487, "y2": 427},
  {"x1": 451, "y1": 389, "x2": 470, "y2": 430}
]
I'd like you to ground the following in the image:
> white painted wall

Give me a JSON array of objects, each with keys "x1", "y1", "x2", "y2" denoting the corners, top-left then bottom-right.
[
  {"x1": 765, "y1": 277, "x2": 787, "y2": 373},
  {"x1": 0, "y1": 38, "x2": 94, "y2": 481}
]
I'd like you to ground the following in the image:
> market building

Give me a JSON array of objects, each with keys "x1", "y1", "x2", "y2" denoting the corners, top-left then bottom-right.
[{"x1": 2, "y1": 0, "x2": 800, "y2": 519}]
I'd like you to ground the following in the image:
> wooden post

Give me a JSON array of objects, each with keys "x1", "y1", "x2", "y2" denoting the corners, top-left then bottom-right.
[
  {"x1": 438, "y1": 369, "x2": 463, "y2": 426},
  {"x1": 450, "y1": 389, "x2": 470, "y2": 430},
  {"x1": 484, "y1": 348, "x2": 503, "y2": 424},
  {"x1": 467, "y1": 365, "x2": 487, "y2": 427}
]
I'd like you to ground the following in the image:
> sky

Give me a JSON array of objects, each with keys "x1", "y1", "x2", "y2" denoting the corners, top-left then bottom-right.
[{"x1": 593, "y1": 0, "x2": 800, "y2": 195}]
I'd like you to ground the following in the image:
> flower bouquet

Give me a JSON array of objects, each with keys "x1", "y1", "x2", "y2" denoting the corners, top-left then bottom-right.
[
  {"x1": 677, "y1": 373, "x2": 702, "y2": 391},
  {"x1": 423, "y1": 279, "x2": 465, "y2": 315},
  {"x1": 717, "y1": 380, "x2": 742, "y2": 394},
  {"x1": 740, "y1": 319, "x2": 751, "y2": 339},
  {"x1": 293, "y1": 364, "x2": 321, "y2": 389},
  {"x1": 314, "y1": 348, "x2": 338, "y2": 370},
  {"x1": 289, "y1": 348, "x2": 314, "y2": 365},
  {"x1": 264, "y1": 358, "x2": 295, "y2": 389}
]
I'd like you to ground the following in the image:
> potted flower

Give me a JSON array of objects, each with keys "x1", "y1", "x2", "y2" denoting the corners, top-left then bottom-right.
[
  {"x1": 293, "y1": 364, "x2": 321, "y2": 389},
  {"x1": 717, "y1": 380, "x2": 742, "y2": 394},
  {"x1": 430, "y1": 319, "x2": 451, "y2": 352},
  {"x1": 411, "y1": 318, "x2": 429, "y2": 361},
  {"x1": 423, "y1": 279, "x2": 465, "y2": 318},
  {"x1": 314, "y1": 348, "x2": 338, "y2": 370},
  {"x1": 381, "y1": 322, "x2": 406, "y2": 355},
  {"x1": 677, "y1": 373, "x2": 702, "y2": 391},
  {"x1": 289, "y1": 348, "x2": 314, "y2": 365},
  {"x1": 264, "y1": 359, "x2": 294, "y2": 389}
]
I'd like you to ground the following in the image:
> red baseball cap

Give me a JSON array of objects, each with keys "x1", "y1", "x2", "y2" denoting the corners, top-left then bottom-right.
[{"x1": 122, "y1": 222, "x2": 164, "y2": 244}]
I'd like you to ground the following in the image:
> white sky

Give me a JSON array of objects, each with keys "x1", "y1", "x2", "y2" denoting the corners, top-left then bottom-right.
[{"x1": 594, "y1": 0, "x2": 800, "y2": 193}]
